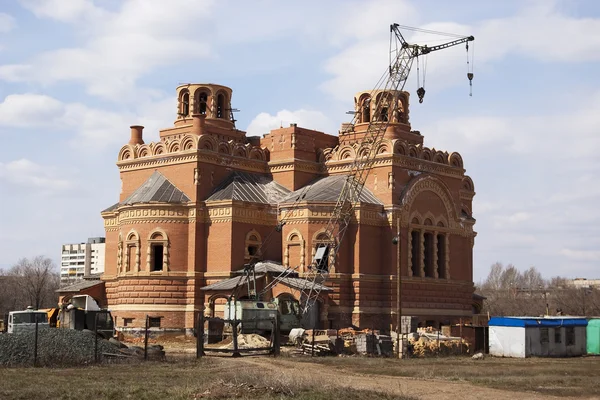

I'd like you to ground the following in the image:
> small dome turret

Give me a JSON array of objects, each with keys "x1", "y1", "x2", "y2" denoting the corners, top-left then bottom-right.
[{"x1": 175, "y1": 83, "x2": 235, "y2": 128}]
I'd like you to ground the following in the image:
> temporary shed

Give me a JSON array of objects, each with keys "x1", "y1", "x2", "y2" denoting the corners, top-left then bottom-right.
[
  {"x1": 587, "y1": 319, "x2": 600, "y2": 355},
  {"x1": 489, "y1": 317, "x2": 587, "y2": 358}
]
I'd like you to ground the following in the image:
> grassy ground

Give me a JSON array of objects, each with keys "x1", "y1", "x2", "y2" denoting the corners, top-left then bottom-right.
[
  {"x1": 0, "y1": 358, "x2": 415, "y2": 400},
  {"x1": 292, "y1": 355, "x2": 600, "y2": 397}
]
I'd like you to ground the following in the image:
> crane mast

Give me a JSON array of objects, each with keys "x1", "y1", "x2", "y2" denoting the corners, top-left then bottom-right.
[{"x1": 295, "y1": 24, "x2": 474, "y2": 313}]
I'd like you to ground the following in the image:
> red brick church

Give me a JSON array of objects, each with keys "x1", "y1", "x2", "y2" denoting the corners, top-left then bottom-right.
[{"x1": 100, "y1": 83, "x2": 477, "y2": 334}]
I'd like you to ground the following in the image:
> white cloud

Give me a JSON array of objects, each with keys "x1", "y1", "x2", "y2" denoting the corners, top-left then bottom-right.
[
  {"x1": 18, "y1": 0, "x2": 105, "y2": 23},
  {"x1": 0, "y1": 92, "x2": 174, "y2": 149},
  {"x1": 0, "y1": 13, "x2": 16, "y2": 33},
  {"x1": 0, "y1": 159, "x2": 73, "y2": 191},
  {"x1": 246, "y1": 109, "x2": 336, "y2": 137},
  {"x1": 0, "y1": 94, "x2": 65, "y2": 127},
  {"x1": 2, "y1": 0, "x2": 214, "y2": 101},
  {"x1": 560, "y1": 249, "x2": 600, "y2": 262}
]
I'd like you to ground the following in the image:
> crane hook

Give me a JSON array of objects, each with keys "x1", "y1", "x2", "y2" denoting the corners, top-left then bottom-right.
[
  {"x1": 467, "y1": 73, "x2": 474, "y2": 97},
  {"x1": 417, "y1": 87, "x2": 426, "y2": 103}
]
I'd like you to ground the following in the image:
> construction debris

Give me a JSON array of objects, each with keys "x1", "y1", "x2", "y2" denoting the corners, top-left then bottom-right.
[
  {"x1": 0, "y1": 328, "x2": 164, "y2": 366},
  {"x1": 216, "y1": 333, "x2": 271, "y2": 350},
  {"x1": 290, "y1": 325, "x2": 469, "y2": 358}
]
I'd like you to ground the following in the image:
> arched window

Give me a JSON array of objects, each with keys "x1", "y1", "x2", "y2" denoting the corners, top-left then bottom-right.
[
  {"x1": 124, "y1": 231, "x2": 140, "y2": 273},
  {"x1": 180, "y1": 91, "x2": 190, "y2": 117},
  {"x1": 410, "y1": 230, "x2": 420, "y2": 277},
  {"x1": 195, "y1": 91, "x2": 208, "y2": 115},
  {"x1": 285, "y1": 231, "x2": 305, "y2": 269},
  {"x1": 116, "y1": 233, "x2": 123, "y2": 274},
  {"x1": 312, "y1": 232, "x2": 335, "y2": 272},
  {"x1": 245, "y1": 230, "x2": 262, "y2": 261},
  {"x1": 437, "y1": 234, "x2": 447, "y2": 279},
  {"x1": 147, "y1": 230, "x2": 169, "y2": 273},
  {"x1": 216, "y1": 93, "x2": 226, "y2": 119},
  {"x1": 361, "y1": 97, "x2": 371, "y2": 123}
]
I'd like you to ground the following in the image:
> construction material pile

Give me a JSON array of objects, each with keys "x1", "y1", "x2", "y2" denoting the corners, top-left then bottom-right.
[
  {"x1": 408, "y1": 328, "x2": 469, "y2": 357},
  {"x1": 293, "y1": 328, "x2": 393, "y2": 356},
  {"x1": 0, "y1": 329, "x2": 118, "y2": 367},
  {"x1": 0, "y1": 330, "x2": 165, "y2": 366},
  {"x1": 217, "y1": 333, "x2": 271, "y2": 350}
]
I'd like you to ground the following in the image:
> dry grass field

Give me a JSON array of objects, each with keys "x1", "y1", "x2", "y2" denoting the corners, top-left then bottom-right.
[{"x1": 1, "y1": 350, "x2": 599, "y2": 400}]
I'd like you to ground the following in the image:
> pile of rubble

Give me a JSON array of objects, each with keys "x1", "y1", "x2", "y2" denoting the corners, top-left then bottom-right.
[{"x1": 0, "y1": 329, "x2": 165, "y2": 367}]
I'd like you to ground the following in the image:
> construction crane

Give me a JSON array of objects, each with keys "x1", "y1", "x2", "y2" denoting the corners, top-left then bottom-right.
[
  {"x1": 234, "y1": 23, "x2": 475, "y2": 319},
  {"x1": 294, "y1": 24, "x2": 475, "y2": 313}
]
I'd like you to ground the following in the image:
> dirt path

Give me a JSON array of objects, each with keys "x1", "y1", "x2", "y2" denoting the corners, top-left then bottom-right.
[{"x1": 223, "y1": 356, "x2": 572, "y2": 400}]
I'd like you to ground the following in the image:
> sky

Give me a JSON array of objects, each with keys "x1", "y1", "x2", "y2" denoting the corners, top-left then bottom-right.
[{"x1": 0, "y1": 0, "x2": 599, "y2": 282}]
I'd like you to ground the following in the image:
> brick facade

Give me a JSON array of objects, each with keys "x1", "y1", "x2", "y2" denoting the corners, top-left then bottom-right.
[{"x1": 100, "y1": 83, "x2": 476, "y2": 335}]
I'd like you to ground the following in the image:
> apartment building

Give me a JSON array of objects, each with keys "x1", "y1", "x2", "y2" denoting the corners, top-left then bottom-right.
[{"x1": 60, "y1": 237, "x2": 106, "y2": 282}]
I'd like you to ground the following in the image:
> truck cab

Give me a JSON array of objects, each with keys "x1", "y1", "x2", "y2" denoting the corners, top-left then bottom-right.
[
  {"x1": 7, "y1": 307, "x2": 49, "y2": 334},
  {"x1": 225, "y1": 297, "x2": 302, "y2": 334}
]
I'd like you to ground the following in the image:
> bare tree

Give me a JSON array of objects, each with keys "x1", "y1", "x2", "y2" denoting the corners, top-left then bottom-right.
[{"x1": 7, "y1": 256, "x2": 60, "y2": 310}]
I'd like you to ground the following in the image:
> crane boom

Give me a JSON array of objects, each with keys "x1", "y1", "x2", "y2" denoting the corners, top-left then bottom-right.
[{"x1": 292, "y1": 24, "x2": 474, "y2": 314}]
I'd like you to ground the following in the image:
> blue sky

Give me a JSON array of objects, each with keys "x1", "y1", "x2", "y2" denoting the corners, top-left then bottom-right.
[{"x1": 0, "y1": 0, "x2": 599, "y2": 282}]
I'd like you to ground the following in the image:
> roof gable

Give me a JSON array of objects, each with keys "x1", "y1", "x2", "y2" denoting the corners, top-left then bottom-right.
[
  {"x1": 102, "y1": 171, "x2": 190, "y2": 212},
  {"x1": 282, "y1": 175, "x2": 383, "y2": 205},
  {"x1": 207, "y1": 171, "x2": 290, "y2": 204}
]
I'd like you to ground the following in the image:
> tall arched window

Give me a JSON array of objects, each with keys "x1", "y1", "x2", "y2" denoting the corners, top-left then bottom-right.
[
  {"x1": 437, "y1": 233, "x2": 447, "y2": 279},
  {"x1": 285, "y1": 231, "x2": 305, "y2": 269},
  {"x1": 361, "y1": 96, "x2": 371, "y2": 123},
  {"x1": 124, "y1": 231, "x2": 140, "y2": 273},
  {"x1": 147, "y1": 230, "x2": 169, "y2": 273},
  {"x1": 117, "y1": 233, "x2": 123, "y2": 274},
  {"x1": 195, "y1": 91, "x2": 208, "y2": 115},
  {"x1": 216, "y1": 93, "x2": 226, "y2": 119},
  {"x1": 245, "y1": 230, "x2": 262, "y2": 261},
  {"x1": 180, "y1": 91, "x2": 190, "y2": 117},
  {"x1": 312, "y1": 231, "x2": 335, "y2": 273}
]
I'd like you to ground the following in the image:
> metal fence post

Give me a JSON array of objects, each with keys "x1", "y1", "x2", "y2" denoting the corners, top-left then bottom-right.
[
  {"x1": 272, "y1": 316, "x2": 280, "y2": 357},
  {"x1": 34, "y1": 318, "x2": 39, "y2": 367},
  {"x1": 144, "y1": 315, "x2": 149, "y2": 361},
  {"x1": 311, "y1": 329, "x2": 315, "y2": 357},
  {"x1": 94, "y1": 312, "x2": 99, "y2": 363},
  {"x1": 196, "y1": 311, "x2": 205, "y2": 358},
  {"x1": 232, "y1": 318, "x2": 241, "y2": 358}
]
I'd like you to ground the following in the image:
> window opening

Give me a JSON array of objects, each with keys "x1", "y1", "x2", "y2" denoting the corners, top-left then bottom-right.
[
  {"x1": 424, "y1": 232, "x2": 434, "y2": 277},
  {"x1": 314, "y1": 245, "x2": 329, "y2": 272},
  {"x1": 362, "y1": 98, "x2": 370, "y2": 123},
  {"x1": 217, "y1": 94, "x2": 225, "y2": 119},
  {"x1": 540, "y1": 327, "x2": 549, "y2": 344},
  {"x1": 148, "y1": 317, "x2": 161, "y2": 328},
  {"x1": 152, "y1": 244, "x2": 164, "y2": 272},
  {"x1": 198, "y1": 92, "x2": 207, "y2": 114},
  {"x1": 410, "y1": 230, "x2": 420, "y2": 276},
  {"x1": 437, "y1": 234, "x2": 446, "y2": 278},
  {"x1": 566, "y1": 327, "x2": 575, "y2": 346},
  {"x1": 181, "y1": 92, "x2": 190, "y2": 116},
  {"x1": 554, "y1": 328, "x2": 562, "y2": 344}
]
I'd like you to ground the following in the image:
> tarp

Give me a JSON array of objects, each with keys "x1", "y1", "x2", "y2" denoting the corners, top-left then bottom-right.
[
  {"x1": 587, "y1": 319, "x2": 600, "y2": 355},
  {"x1": 489, "y1": 317, "x2": 588, "y2": 328}
]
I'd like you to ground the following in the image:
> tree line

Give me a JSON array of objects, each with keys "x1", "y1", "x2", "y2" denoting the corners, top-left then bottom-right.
[
  {"x1": 477, "y1": 262, "x2": 600, "y2": 317},
  {"x1": 0, "y1": 256, "x2": 60, "y2": 317}
]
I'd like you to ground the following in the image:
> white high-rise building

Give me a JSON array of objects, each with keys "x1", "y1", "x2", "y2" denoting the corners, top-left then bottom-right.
[{"x1": 60, "y1": 237, "x2": 106, "y2": 282}]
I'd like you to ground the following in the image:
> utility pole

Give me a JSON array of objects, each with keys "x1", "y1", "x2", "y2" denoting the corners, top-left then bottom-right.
[{"x1": 394, "y1": 215, "x2": 403, "y2": 359}]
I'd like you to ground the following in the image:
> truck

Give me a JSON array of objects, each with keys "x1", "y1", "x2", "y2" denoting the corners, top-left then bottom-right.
[
  {"x1": 5, "y1": 307, "x2": 50, "y2": 334},
  {"x1": 59, "y1": 295, "x2": 115, "y2": 339},
  {"x1": 224, "y1": 297, "x2": 301, "y2": 335}
]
